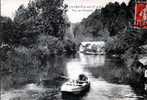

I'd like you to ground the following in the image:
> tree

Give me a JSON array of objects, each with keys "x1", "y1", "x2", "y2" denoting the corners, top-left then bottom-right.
[
  {"x1": 13, "y1": 0, "x2": 68, "y2": 46},
  {"x1": 0, "y1": 16, "x2": 14, "y2": 44},
  {"x1": 36, "y1": 0, "x2": 68, "y2": 39}
]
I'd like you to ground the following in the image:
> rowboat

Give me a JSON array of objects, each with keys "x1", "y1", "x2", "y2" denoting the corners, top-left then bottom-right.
[{"x1": 61, "y1": 80, "x2": 90, "y2": 94}]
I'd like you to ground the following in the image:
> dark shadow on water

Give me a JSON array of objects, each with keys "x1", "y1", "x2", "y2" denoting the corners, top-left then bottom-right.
[
  {"x1": 130, "y1": 83, "x2": 147, "y2": 99},
  {"x1": 61, "y1": 87, "x2": 90, "y2": 100},
  {"x1": 41, "y1": 79, "x2": 65, "y2": 88},
  {"x1": 62, "y1": 94, "x2": 83, "y2": 100}
]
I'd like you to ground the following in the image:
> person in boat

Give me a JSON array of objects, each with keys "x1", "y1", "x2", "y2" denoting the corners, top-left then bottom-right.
[{"x1": 77, "y1": 74, "x2": 88, "y2": 84}]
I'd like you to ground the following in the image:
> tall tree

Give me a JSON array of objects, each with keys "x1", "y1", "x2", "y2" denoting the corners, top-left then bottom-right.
[{"x1": 13, "y1": 0, "x2": 68, "y2": 46}]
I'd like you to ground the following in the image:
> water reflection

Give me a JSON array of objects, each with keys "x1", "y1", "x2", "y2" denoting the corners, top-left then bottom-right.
[
  {"x1": 66, "y1": 60, "x2": 92, "y2": 80},
  {"x1": 79, "y1": 53, "x2": 105, "y2": 67},
  {"x1": 66, "y1": 53, "x2": 105, "y2": 80}
]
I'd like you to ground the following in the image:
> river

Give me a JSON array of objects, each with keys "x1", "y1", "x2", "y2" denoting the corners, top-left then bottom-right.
[{"x1": 1, "y1": 53, "x2": 146, "y2": 100}]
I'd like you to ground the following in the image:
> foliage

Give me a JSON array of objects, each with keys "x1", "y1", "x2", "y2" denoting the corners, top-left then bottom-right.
[
  {"x1": 73, "y1": 2, "x2": 130, "y2": 42},
  {"x1": 0, "y1": 16, "x2": 14, "y2": 44},
  {"x1": 73, "y1": 9, "x2": 104, "y2": 42},
  {"x1": 74, "y1": 0, "x2": 147, "y2": 54},
  {"x1": 0, "y1": 0, "x2": 76, "y2": 54},
  {"x1": 36, "y1": 34, "x2": 76, "y2": 54},
  {"x1": 106, "y1": 30, "x2": 145, "y2": 54},
  {"x1": 13, "y1": 0, "x2": 68, "y2": 46},
  {"x1": 0, "y1": 46, "x2": 68, "y2": 90}
]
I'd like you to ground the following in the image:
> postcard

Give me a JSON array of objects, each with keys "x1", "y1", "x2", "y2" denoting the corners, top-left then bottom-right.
[{"x1": 1, "y1": 0, "x2": 147, "y2": 100}]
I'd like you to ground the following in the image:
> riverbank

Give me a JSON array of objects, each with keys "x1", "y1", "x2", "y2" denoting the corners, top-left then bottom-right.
[{"x1": 105, "y1": 46, "x2": 147, "y2": 87}]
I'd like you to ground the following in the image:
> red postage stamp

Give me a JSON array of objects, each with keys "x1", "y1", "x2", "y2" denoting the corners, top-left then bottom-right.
[{"x1": 134, "y1": 2, "x2": 147, "y2": 29}]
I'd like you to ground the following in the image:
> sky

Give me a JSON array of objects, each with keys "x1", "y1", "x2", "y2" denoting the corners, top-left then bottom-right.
[{"x1": 1, "y1": 0, "x2": 130, "y2": 23}]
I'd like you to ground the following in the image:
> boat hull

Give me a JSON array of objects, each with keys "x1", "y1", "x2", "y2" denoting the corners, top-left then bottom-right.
[{"x1": 61, "y1": 82, "x2": 90, "y2": 95}]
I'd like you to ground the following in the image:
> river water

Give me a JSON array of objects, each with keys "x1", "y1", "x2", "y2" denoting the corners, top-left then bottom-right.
[{"x1": 1, "y1": 53, "x2": 146, "y2": 100}]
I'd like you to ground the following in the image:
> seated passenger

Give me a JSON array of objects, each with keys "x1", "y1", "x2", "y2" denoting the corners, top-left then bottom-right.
[{"x1": 77, "y1": 74, "x2": 88, "y2": 84}]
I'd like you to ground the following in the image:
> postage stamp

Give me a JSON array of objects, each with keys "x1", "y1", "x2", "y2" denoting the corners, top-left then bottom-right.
[{"x1": 134, "y1": 2, "x2": 147, "y2": 29}]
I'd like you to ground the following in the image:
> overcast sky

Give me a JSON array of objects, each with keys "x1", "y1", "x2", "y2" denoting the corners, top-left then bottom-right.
[{"x1": 1, "y1": 0, "x2": 130, "y2": 23}]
